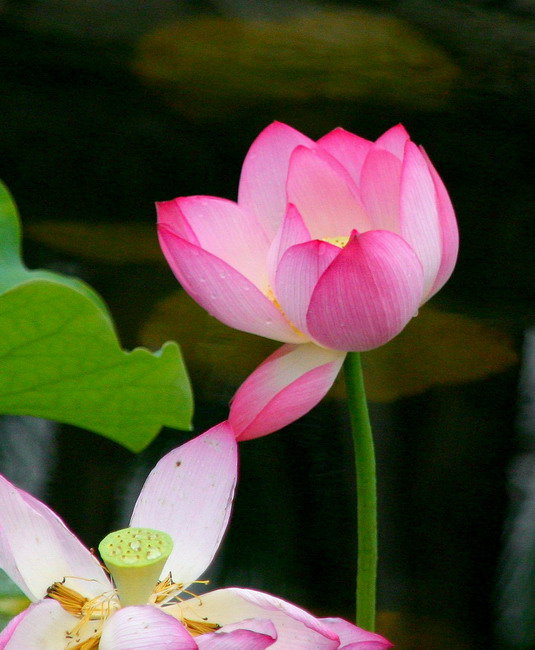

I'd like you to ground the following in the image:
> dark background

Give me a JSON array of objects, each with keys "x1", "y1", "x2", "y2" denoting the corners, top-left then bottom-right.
[{"x1": 1, "y1": 1, "x2": 534, "y2": 647}]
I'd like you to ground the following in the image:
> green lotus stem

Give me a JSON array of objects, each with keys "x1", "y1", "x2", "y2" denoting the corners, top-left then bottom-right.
[{"x1": 344, "y1": 351, "x2": 377, "y2": 631}]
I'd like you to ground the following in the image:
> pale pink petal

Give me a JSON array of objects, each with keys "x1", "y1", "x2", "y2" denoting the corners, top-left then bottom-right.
[
  {"x1": 229, "y1": 343, "x2": 346, "y2": 441},
  {"x1": 157, "y1": 231, "x2": 303, "y2": 343},
  {"x1": 316, "y1": 127, "x2": 373, "y2": 186},
  {"x1": 266, "y1": 204, "x2": 311, "y2": 291},
  {"x1": 100, "y1": 606, "x2": 197, "y2": 650},
  {"x1": 197, "y1": 619, "x2": 276, "y2": 649},
  {"x1": 3, "y1": 599, "x2": 80, "y2": 649},
  {"x1": 274, "y1": 238, "x2": 340, "y2": 336},
  {"x1": 399, "y1": 141, "x2": 443, "y2": 297},
  {"x1": 420, "y1": 147, "x2": 459, "y2": 298},
  {"x1": 320, "y1": 618, "x2": 393, "y2": 649},
  {"x1": 307, "y1": 230, "x2": 424, "y2": 351},
  {"x1": 171, "y1": 588, "x2": 341, "y2": 649},
  {"x1": 374, "y1": 124, "x2": 410, "y2": 159},
  {"x1": 286, "y1": 146, "x2": 371, "y2": 238},
  {"x1": 130, "y1": 423, "x2": 237, "y2": 586},
  {"x1": 238, "y1": 122, "x2": 314, "y2": 239},
  {"x1": 158, "y1": 197, "x2": 270, "y2": 291},
  {"x1": 359, "y1": 148, "x2": 402, "y2": 232},
  {"x1": 0, "y1": 605, "x2": 32, "y2": 648},
  {"x1": 0, "y1": 474, "x2": 110, "y2": 601}
]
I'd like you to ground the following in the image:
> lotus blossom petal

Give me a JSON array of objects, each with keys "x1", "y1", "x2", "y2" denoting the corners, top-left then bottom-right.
[
  {"x1": 158, "y1": 197, "x2": 270, "y2": 291},
  {"x1": 238, "y1": 122, "x2": 315, "y2": 239},
  {"x1": 130, "y1": 422, "x2": 237, "y2": 586},
  {"x1": 360, "y1": 147, "x2": 402, "y2": 232},
  {"x1": 157, "y1": 232, "x2": 302, "y2": 343},
  {"x1": 420, "y1": 147, "x2": 459, "y2": 298},
  {"x1": 99, "y1": 606, "x2": 197, "y2": 650},
  {"x1": 319, "y1": 618, "x2": 393, "y2": 649},
  {"x1": 197, "y1": 619, "x2": 276, "y2": 649},
  {"x1": 286, "y1": 146, "x2": 371, "y2": 238},
  {"x1": 0, "y1": 474, "x2": 110, "y2": 601},
  {"x1": 374, "y1": 123, "x2": 410, "y2": 158},
  {"x1": 274, "y1": 239, "x2": 340, "y2": 337},
  {"x1": 399, "y1": 141, "x2": 443, "y2": 297},
  {"x1": 1, "y1": 599, "x2": 85, "y2": 649},
  {"x1": 0, "y1": 604, "x2": 34, "y2": 649},
  {"x1": 316, "y1": 127, "x2": 372, "y2": 186},
  {"x1": 170, "y1": 588, "x2": 342, "y2": 649},
  {"x1": 266, "y1": 204, "x2": 311, "y2": 291},
  {"x1": 307, "y1": 230, "x2": 424, "y2": 351},
  {"x1": 229, "y1": 343, "x2": 346, "y2": 441}
]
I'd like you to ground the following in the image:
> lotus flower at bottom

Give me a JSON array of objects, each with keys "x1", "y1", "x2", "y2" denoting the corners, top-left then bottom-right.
[{"x1": 0, "y1": 423, "x2": 391, "y2": 649}]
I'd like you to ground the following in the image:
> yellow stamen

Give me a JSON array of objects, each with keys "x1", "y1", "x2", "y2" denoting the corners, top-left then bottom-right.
[
  {"x1": 47, "y1": 583, "x2": 88, "y2": 617},
  {"x1": 47, "y1": 581, "x2": 119, "y2": 649},
  {"x1": 182, "y1": 617, "x2": 221, "y2": 636}
]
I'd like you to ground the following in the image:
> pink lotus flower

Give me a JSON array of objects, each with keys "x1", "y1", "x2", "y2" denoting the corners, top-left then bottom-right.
[
  {"x1": 0, "y1": 423, "x2": 391, "y2": 649},
  {"x1": 158, "y1": 122, "x2": 458, "y2": 353},
  {"x1": 158, "y1": 122, "x2": 458, "y2": 439}
]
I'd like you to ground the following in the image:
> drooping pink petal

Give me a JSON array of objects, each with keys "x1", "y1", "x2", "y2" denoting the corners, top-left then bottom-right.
[
  {"x1": 274, "y1": 239, "x2": 340, "y2": 336},
  {"x1": 130, "y1": 423, "x2": 237, "y2": 586},
  {"x1": 157, "y1": 230, "x2": 303, "y2": 343},
  {"x1": 238, "y1": 122, "x2": 315, "y2": 239},
  {"x1": 229, "y1": 343, "x2": 346, "y2": 441},
  {"x1": 286, "y1": 146, "x2": 371, "y2": 239},
  {"x1": 197, "y1": 619, "x2": 276, "y2": 649},
  {"x1": 170, "y1": 588, "x2": 341, "y2": 649},
  {"x1": 316, "y1": 127, "x2": 373, "y2": 187},
  {"x1": 307, "y1": 230, "x2": 424, "y2": 351},
  {"x1": 420, "y1": 147, "x2": 459, "y2": 298},
  {"x1": 2, "y1": 599, "x2": 80, "y2": 649},
  {"x1": 359, "y1": 147, "x2": 402, "y2": 232},
  {"x1": 266, "y1": 204, "x2": 311, "y2": 291},
  {"x1": 0, "y1": 475, "x2": 110, "y2": 601},
  {"x1": 158, "y1": 197, "x2": 271, "y2": 292},
  {"x1": 374, "y1": 124, "x2": 410, "y2": 159},
  {"x1": 319, "y1": 618, "x2": 393, "y2": 649},
  {"x1": 99, "y1": 606, "x2": 197, "y2": 650},
  {"x1": 399, "y1": 141, "x2": 443, "y2": 297}
]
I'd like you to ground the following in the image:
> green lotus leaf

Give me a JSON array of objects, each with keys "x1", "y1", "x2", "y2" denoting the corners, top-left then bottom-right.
[{"x1": 0, "y1": 181, "x2": 192, "y2": 452}]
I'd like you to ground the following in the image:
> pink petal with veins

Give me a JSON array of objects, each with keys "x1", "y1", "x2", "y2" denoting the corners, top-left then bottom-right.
[
  {"x1": 100, "y1": 606, "x2": 197, "y2": 650},
  {"x1": 307, "y1": 230, "x2": 424, "y2": 351},
  {"x1": 229, "y1": 344, "x2": 345, "y2": 441},
  {"x1": 238, "y1": 122, "x2": 314, "y2": 239},
  {"x1": 173, "y1": 588, "x2": 341, "y2": 649},
  {"x1": 286, "y1": 146, "x2": 371, "y2": 239},
  {"x1": 130, "y1": 423, "x2": 237, "y2": 587},
  {"x1": 197, "y1": 618, "x2": 276, "y2": 649},
  {"x1": 158, "y1": 197, "x2": 270, "y2": 292},
  {"x1": 158, "y1": 231, "x2": 302, "y2": 343},
  {"x1": 0, "y1": 475, "x2": 110, "y2": 601},
  {"x1": 317, "y1": 127, "x2": 372, "y2": 186}
]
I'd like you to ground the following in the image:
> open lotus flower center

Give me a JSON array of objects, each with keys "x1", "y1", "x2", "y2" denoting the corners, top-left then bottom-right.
[{"x1": 47, "y1": 527, "x2": 220, "y2": 647}]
